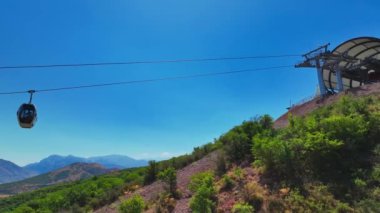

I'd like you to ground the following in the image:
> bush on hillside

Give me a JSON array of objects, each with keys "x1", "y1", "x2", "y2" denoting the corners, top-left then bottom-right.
[
  {"x1": 144, "y1": 160, "x2": 158, "y2": 185},
  {"x1": 118, "y1": 195, "x2": 145, "y2": 213},
  {"x1": 232, "y1": 202, "x2": 254, "y2": 213},
  {"x1": 284, "y1": 185, "x2": 353, "y2": 213},
  {"x1": 218, "y1": 116, "x2": 274, "y2": 165},
  {"x1": 215, "y1": 152, "x2": 227, "y2": 177},
  {"x1": 158, "y1": 167, "x2": 177, "y2": 198},
  {"x1": 188, "y1": 172, "x2": 214, "y2": 193},
  {"x1": 155, "y1": 192, "x2": 176, "y2": 213},
  {"x1": 242, "y1": 182, "x2": 265, "y2": 211},
  {"x1": 220, "y1": 174, "x2": 234, "y2": 191},
  {"x1": 12, "y1": 205, "x2": 36, "y2": 213},
  {"x1": 252, "y1": 96, "x2": 380, "y2": 194},
  {"x1": 189, "y1": 173, "x2": 217, "y2": 213}
]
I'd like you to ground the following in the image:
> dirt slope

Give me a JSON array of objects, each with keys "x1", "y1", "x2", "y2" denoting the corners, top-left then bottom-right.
[
  {"x1": 274, "y1": 82, "x2": 380, "y2": 128},
  {"x1": 95, "y1": 151, "x2": 218, "y2": 213}
]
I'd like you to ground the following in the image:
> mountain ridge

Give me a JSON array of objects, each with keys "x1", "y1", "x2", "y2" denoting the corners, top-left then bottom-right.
[
  {"x1": 0, "y1": 162, "x2": 111, "y2": 194},
  {"x1": 24, "y1": 154, "x2": 147, "y2": 175},
  {"x1": 0, "y1": 154, "x2": 147, "y2": 184}
]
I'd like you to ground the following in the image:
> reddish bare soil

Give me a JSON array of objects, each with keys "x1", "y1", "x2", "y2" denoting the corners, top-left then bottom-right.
[
  {"x1": 173, "y1": 198, "x2": 190, "y2": 213},
  {"x1": 274, "y1": 83, "x2": 380, "y2": 128},
  {"x1": 95, "y1": 151, "x2": 218, "y2": 213},
  {"x1": 216, "y1": 167, "x2": 264, "y2": 213}
]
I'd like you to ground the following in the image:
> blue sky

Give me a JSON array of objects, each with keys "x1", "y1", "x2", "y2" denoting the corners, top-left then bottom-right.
[{"x1": 0, "y1": 0, "x2": 379, "y2": 166}]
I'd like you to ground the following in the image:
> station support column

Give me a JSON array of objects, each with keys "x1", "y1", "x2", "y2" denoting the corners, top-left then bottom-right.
[
  {"x1": 335, "y1": 65, "x2": 344, "y2": 92},
  {"x1": 316, "y1": 59, "x2": 327, "y2": 96}
]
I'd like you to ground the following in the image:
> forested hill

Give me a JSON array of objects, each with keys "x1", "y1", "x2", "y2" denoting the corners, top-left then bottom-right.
[{"x1": 0, "y1": 84, "x2": 379, "y2": 212}]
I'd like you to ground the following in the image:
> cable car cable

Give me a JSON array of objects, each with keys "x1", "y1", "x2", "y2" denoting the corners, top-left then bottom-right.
[
  {"x1": 0, "y1": 55, "x2": 300, "y2": 70},
  {"x1": 0, "y1": 65, "x2": 293, "y2": 95}
]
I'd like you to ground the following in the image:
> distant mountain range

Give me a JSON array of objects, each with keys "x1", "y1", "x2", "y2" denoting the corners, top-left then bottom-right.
[
  {"x1": 0, "y1": 154, "x2": 147, "y2": 184},
  {"x1": 0, "y1": 160, "x2": 35, "y2": 184},
  {"x1": 0, "y1": 162, "x2": 111, "y2": 194},
  {"x1": 24, "y1": 155, "x2": 148, "y2": 174}
]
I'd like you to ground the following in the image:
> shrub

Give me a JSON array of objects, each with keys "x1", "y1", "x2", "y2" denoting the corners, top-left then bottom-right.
[
  {"x1": 354, "y1": 199, "x2": 380, "y2": 213},
  {"x1": 118, "y1": 195, "x2": 145, "y2": 213},
  {"x1": 220, "y1": 175, "x2": 234, "y2": 191},
  {"x1": 242, "y1": 182, "x2": 264, "y2": 211},
  {"x1": 232, "y1": 202, "x2": 254, "y2": 213},
  {"x1": 215, "y1": 152, "x2": 227, "y2": 176},
  {"x1": 221, "y1": 131, "x2": 250, "y2": 164},
  {"x1": 232, "y1": 167, "x2": 245, "y2": 181},
  {"x1": 144, "y1": 160, "x2": 158, "y2": 185},
  {"x1": 13, "y1": 205, "x2": 36, "y2": 213},
  {"x1": 267, "y1": 198, "x2": 285, "y2": 212},
  {"x1": 155, "y1": 193, "x2": 176, "y2": 213},
  {"x1": 220, "y1": 116, "x2": 274, "y2": 164},
  {"x1": 158, "y1": 167, "x2": 177, "y2": 197},
  {"x1": 371, "y1": 166, "x2": 380, "y2": 182},
  {"x1": 189, "y1": 175, "x2": 217, "y2": 213},
  {"x1": 189, "y1": 172, "x2": 214, "y2": 193},
  {"x1": 190, "y1": 185, "x2": 216, "y2": 213},
  {"x1": 284, "y1": 185, "x2": 353, "y2": 213}
]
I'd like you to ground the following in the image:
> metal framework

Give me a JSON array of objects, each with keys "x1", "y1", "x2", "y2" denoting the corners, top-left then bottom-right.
[{"x1": 296, "y1": 37, "x2": 380, "y2": 96}]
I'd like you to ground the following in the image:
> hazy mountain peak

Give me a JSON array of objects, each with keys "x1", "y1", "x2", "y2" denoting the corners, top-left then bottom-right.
[
  {"x1": 0, "y1": 159, "x2": 34, "y2": 184},
  {"x1": 23, "y1": 154, "x2": 147, "y2": 175}
]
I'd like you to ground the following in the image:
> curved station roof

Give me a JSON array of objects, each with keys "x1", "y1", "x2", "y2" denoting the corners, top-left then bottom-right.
[{"x1": 322, "y1": 37, "x2": 380, "y2": 93}]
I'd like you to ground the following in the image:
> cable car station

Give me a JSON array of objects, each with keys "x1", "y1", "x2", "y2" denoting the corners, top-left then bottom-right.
[{"x1": 296, "y1": 37, "x2": 380, "y2": 97}]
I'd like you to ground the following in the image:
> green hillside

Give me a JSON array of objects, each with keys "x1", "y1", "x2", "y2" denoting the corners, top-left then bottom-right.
[
  {"x1": 210, "y1": 94, "x2": 380, "y2": 212},
  {"x1": 0, "y1": 141, "x2": 217, "y2": 212},
  {"x1": 0, "y1": 167, "x2": 146, "y2": 212},
  {"x1": 1, "y1": 94, "x2": 379, "y2": 212}
]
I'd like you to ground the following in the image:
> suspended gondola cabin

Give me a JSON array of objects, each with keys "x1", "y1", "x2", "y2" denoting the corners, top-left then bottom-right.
[{"x1": 17, "y1": 91, "x2": 37, "y2": 128}]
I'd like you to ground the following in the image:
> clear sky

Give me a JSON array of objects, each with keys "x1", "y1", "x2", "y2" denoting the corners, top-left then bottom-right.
[{"x1": 0, "y1": 0, "x2": 379, "y2": 166}]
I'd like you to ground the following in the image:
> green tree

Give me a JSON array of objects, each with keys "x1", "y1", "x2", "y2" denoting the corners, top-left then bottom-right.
[{"x1": 144, "y1": 160, "x2": 157, "y2": 185}]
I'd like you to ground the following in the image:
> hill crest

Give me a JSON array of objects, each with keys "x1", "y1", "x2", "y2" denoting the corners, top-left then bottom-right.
[
  {"x1": 24, "y1": 154, "x2": 147, "y2": 175},
  {"x1": 0, "y1": 162, "x2": 111, "y2": 194}
]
